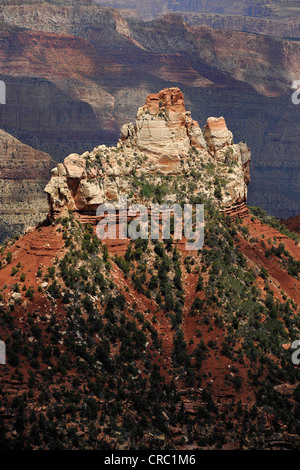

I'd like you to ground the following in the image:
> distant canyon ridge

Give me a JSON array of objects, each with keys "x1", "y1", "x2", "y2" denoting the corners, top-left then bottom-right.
[{"x1": 0, "y1": 0, "x2": 299, "y2": 242}]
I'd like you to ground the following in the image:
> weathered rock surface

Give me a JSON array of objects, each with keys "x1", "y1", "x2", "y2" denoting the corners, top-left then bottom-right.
[
  {"x1": 0, "y1": 129, "x2": 54, "y2": 242},
  {"x1": 45, "y1": 87, "x2": 251, "y2": 214},
  {"x1": 121, "y1": 88, "x2": 207, "y2": 164},
  {"x1": 204, "y1": 117, "x2": 233, "y2": 152}
]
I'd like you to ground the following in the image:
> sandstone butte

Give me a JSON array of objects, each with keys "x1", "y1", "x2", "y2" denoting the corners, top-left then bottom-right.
[{"x1": 45, "y1": 87, "x2": 251, "y2": 219}]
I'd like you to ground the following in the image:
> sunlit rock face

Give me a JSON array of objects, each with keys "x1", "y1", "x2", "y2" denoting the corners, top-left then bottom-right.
[
  {"x1": 120, "y1": 87, "x2": 207, "y2": 171},
  {"x1": 45, "y1": 87, "x2": 251, "y2": 215}
]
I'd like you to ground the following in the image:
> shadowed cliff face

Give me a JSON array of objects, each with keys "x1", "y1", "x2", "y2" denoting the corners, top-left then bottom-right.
[
  {"x1": 128, "y1": 15, "x2": 300, "y2": 97},
  {"x1": 0, "y1": 129, "x2": 55, "y2": 242},
  {"x1": 93, "y1": 0, "x2": 300, "y2": 38},
  {"x1": 0, "y1": 24, "x2": 214, "y2": 156}
]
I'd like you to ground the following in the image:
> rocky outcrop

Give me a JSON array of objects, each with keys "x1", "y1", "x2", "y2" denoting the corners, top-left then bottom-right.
[
  {"x1": 204, "y1": 117, "x2": 233, "y2": 152},
  {"x1": 120, "y1": 88, "x2": 207, "y2": 164},
  {"x1": 45, "y1": 87, "x2": 251, "y2": 215},
  {"x1": 0, "y1": 129, "x2": 54, "y2": 242}
]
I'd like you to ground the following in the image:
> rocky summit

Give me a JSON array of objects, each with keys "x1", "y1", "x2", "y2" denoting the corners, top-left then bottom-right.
[{"x1": 45, "y1": 87, "x2": 251, "y2": 216}]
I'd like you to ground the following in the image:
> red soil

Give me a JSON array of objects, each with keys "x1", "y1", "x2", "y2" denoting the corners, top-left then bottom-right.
[
  {"x1": 283, "y1": 214, "x2": 300, "y2": 234},
  {"x1": 0, "y1": 224, "x2": 65, "y2": 294},
  {"x1": 237, "y1": 214, "x2": 300, "y2": 305},
  {"x1": 0, "y1": 211, "x2": 298, "y2": 426}
]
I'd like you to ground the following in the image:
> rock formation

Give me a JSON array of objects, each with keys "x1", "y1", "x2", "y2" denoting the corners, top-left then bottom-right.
[
  {"x1": 45, "y1": 87, "x2": 251, "y2": 215},
  {"x1": 120, "y1": 88, "x2": 207, "y2": 163},
  {"x1": 204, "y1": 117, "x2": 233, "y2": 152},
  {"x1": 0, "y1": 1, "x2": 299, "y2": 219}
]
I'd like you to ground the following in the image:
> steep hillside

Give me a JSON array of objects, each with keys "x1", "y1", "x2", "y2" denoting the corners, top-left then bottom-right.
[{"x1": 0, "y1": 88, "x2": 299, "y2": 450}]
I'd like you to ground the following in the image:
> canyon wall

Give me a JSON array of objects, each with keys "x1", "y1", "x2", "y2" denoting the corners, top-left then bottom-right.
[
  {"x1": 0, "y1": 129, "x2": 54, "y2": 242},
  {"x1": 45, "y1": 87, "x2": 251, "y2": 217},
  {"x1": 180, "y1": 13, "x2": 300, "y2": 38},
  {"x1": 94, "y1": 0, "x2": 300, "y2": 38},
  {"x1": 93, "y1": 0, "x2": 300, "y2": 22}
]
